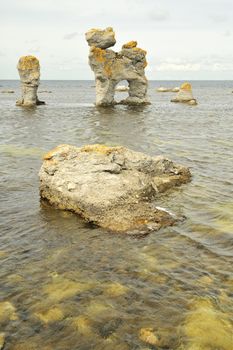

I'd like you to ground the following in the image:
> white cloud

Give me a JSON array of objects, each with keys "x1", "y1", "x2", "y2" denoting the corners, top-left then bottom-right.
[
  {"x1": 157, "y1": 63, "x2": 201, "y2": 72},
  {"x1": 63, "y1": 32, "x2": 80, "y2": 40},
  {"x1": 148, "y1": 10, "x2": 170, "y2": 22},
  {"x1": 210, "y1": 14, "x2": 228, "y2": 23}
]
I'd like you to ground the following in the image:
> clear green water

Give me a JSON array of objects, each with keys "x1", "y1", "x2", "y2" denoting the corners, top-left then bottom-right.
[{"x1": 0, "y1": 80, "x2": 233, "y2": 349}]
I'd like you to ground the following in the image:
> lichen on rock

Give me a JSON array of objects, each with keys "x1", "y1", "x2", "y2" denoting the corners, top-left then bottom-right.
[
  {"x1": 39, "y1": 144, "x2": 191, "y2": 234},
  {"x1": 171, "y1": 82, "x2": 197, "y2": 105},
  {"x1": 85, "y1": 27, "x2": 149, "y2": 106},
  {"x1": 16, "y1": 55, "x2": 45, "y2": 107}
]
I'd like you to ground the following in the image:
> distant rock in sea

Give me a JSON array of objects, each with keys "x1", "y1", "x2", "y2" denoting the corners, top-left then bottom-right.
[
  {"x1": 115, "y1": 85, "x2": 129, "y2": 92},
  {"x1": 16, "y1": 55, "x2": 45, "y2": 107},
  {"x1": 171, "y1": 82, "x2": 197, "y2": 105},
  {"x1": 157, "y1": 87, "x2": 180, "y2": 93},
  {"x1": 85, "y1": 27, "x2": 149, "y2": 106},
  {"x1": 39, "y1": 144, "x2": 191, "y2": 235},
  {"x1": 1, "y1": 90, "x2": 15, "y2": 93}
]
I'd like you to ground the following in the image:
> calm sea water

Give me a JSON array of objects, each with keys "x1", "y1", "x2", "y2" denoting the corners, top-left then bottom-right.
[{"x1": 0, "y1": 80, "x2": 233, "y2": 349}]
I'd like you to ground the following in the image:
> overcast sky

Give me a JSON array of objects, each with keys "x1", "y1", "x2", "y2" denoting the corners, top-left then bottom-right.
[{"x1": 0, "y1": 0, "x2": 233, "y2": 80}]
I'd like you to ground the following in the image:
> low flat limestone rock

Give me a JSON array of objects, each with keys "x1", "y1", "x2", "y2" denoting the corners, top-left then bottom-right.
[
  {"x1": 39, "y1": 144, "x2": 191, "y2": 234},
  {"x1": 171, "y1": 82, "x2": 197, "y2": 105}
]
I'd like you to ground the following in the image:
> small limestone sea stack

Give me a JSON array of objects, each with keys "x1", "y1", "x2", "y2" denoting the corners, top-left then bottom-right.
[
  {"x1": 16, "y1": 55, "x2": 45, "y2": 107},
  {"x1": 39, "y1": 144, "x2": 191, "y2": 235},
  {"x1": 171, "y1": 82, "x2": 197, "y2": 105},
  {"x1": 85, "y1": 27, "x2": 149, "y2": 106}
]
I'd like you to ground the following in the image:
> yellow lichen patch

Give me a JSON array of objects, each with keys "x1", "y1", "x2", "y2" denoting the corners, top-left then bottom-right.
[
  {"x1": 80, "y1": 144, "x2": 122, "y2": 155},
  {"x1": 43, "y1": 144, "x2": 70, "y2": 160},
  {"x1": 122, "y1": 41, "x2": 137, "y2": 49},
  {"x1": 180, "y1": 82, "x2": 192, "y2": 91},
  {"x1": 92, "y1": 47, "x2": 107, "y2": 63},
  {"x1": 139, "y1": 328, "x2": 159, "y2": 346},
  {"x1": 143, "y1": 60, "x2": 148, "y2": 68},
  {"x1": 0, "y1": 301, "x2": 18, "y2": 323},
  {"x1": 132, "y1": 47, "x2": 147, "y2": 55},
  {"x1": 71, "y1": 315, "x2": 93, "y2": 335},
  {"x1": 18, "y1": 55, "x2": 39, "y2": 70},
  {"x1": 43, "y1": 276, "x2": 93, "y2": 302},
  {"x1": 34, "y1": 306, "x2": 64, "y2": 324},
  {"x1": 104, "y1": 61, "x2": 113, "y2": 77},
  {"x1": 182, "y1": 298, "x2": 233, "y2": 350},
  {"x1": 104, "y1": 282, "x2": 129, "y2": 297}
]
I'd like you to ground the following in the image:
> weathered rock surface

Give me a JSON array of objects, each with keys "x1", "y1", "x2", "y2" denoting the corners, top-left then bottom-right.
[
  {"x1": 85, "y1": 27, "x2": 116, "y2": 49},
  {"x1": 171, "y1": 82, "x2": 197, "y2": 105},
  {"x1": 16, "y1": 55, "x2": 45, "y2": 107},
  {"x1": 39, "y1": 144, "x2": 191, "y2": 234},
  {"x1": 85, "y1": 28, "x2": 149, "y2": 106}
]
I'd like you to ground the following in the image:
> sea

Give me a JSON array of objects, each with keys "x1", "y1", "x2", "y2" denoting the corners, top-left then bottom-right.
[{"x1": 0, "y1": 80, "x2": 233, "y2": 349}]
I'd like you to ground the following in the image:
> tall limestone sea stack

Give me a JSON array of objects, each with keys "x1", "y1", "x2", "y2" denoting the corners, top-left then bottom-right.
[
  {"x1": 85, "y1": 27, "x2": 149, "y2": 106},
  {"x1": 171, "y1": 82, "x2": 197, "y2": 105},
  {"x1": 16, "y1": 55, "x2": 45, "y2": 107}
]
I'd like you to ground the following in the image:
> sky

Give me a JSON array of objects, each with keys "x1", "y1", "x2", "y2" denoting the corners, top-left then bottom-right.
[{"x1": 0, "y1": 0, "x2": 233, "y2": 80}]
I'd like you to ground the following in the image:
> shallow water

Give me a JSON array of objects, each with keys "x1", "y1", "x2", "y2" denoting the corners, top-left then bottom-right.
[{"x1": 0, "y1": 80, "x2": 233, "y2": 349}]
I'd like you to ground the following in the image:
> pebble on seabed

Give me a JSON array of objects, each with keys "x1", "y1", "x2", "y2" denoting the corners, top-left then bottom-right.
[
  {"x1": 43, "y1": 275, "x2": 93, "y2": 302},
  {"x1": 71, "y1": 315, "x2": 93, "y2": 335},
  {"x1": 34, "y1": 306, "x2": 64, "y2": 324},
  {"x1": 104, "y1": 282, "x2": 129, "y2": 297},
  {"x1": 0, "y1": 301, "x2": 18, "y2": 323},
  {"x1": 139, "y1": 327, "x2": 159, "y2": 346}
]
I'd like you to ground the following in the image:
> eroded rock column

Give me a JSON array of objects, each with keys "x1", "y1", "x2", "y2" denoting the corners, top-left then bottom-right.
[
  {"x1": 85, "y1": 27, "x2": 150, "y2": 106},
  {"x1": 16, "y1": 55, "x2": 45, "y2": 107},
  {"x1": 171, "y1": 82, "x2": 197, "y2": 105}
]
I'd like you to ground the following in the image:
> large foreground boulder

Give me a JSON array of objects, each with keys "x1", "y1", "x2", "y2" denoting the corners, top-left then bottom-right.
[{"x1": 39, "y1": 144, "x2": 191, "y2": 234}]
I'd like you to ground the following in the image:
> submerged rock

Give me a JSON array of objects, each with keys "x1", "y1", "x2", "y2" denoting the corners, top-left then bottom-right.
[
  {"x1": 0, "y1": 333, "x2": 5, "y2": 350},
  {"x1": 171, "y1": 82, "x2": 197, "y2": 105},
  {"x1": 85, "y1": 27, "x2": 149, "y2": 106},
  {"x1": 0, "y1": 301, "x2": 18, "y2": 323},
  {"x1": 34, "y1": 306, "x2": 64, "y2": 324},
  {"x1": 16, "y1": 55, "x2": 45, "y2": 107},
  {"x1": 39, "y1": 144, "x2": 191, "y2": 234},
  {"x1": 181, "y1": 298, "x2": 233, "y2": 350},
  {"x1": 139, "y1": 328, "x2": 159, "y2": 346}
]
